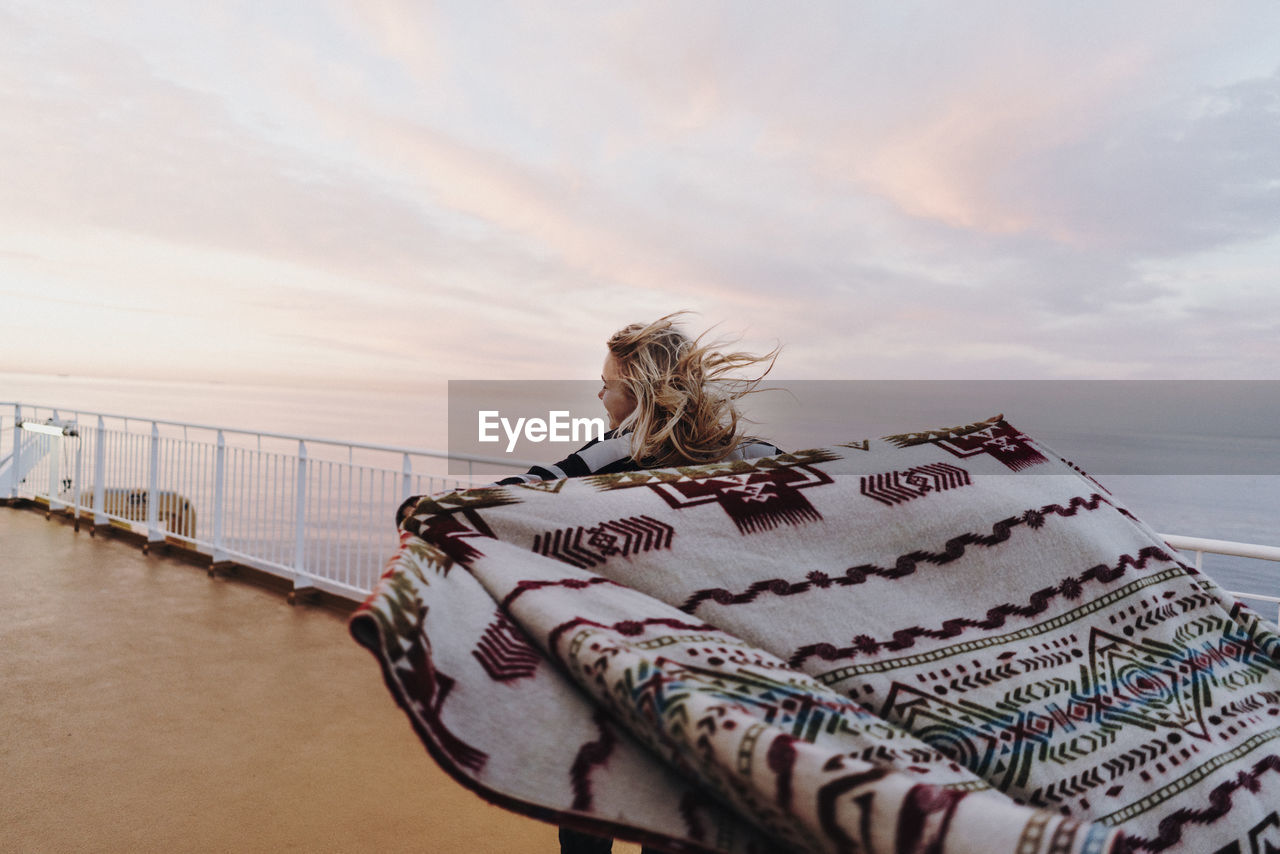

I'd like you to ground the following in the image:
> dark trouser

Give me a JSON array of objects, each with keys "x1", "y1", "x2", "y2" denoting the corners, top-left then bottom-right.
[
  {"x1": 559, "y1": 827, "x2": 664, "y2": 854},
  {"x1": 559, "y1": 828, "x2": 613, "y2": 853}
]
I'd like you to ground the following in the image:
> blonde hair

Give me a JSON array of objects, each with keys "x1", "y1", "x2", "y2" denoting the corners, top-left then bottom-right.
[{"x1": 607, "y1": 312, "x2": 778, "y2": 466}]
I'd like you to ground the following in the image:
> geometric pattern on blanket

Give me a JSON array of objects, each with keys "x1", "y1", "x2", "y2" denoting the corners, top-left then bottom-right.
[{"x1": 351, "y1": 415, "x2": 1280, "y2": 854}]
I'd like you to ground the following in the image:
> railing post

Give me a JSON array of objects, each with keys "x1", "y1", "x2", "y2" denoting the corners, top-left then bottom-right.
[
  {"x1": 401, "y1": 452, "x2": 412, "y2": 502},
  {"x1": 92, "y1": 416, "x2": 107, "y2": 531},
  {"x1": 212, "y1": 430, "x2": 227, "y2": 565},
  {"x1": 291, "y1": 440, "x2": 310, "y2": 600},
  {"x1": 72, "y1": 426, "x2": 83, "y2": 531},
  {"x1": 9, "y1": 403, "x2": 20, "y2": 500},
  {"x1": 46, "y1": 409, "x2": 62, "y2": 514},
  {"x1": 145, "y1": 421, "x2": 162, "y2": 551}
]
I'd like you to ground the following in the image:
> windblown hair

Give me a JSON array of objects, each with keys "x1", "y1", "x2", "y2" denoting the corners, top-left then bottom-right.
[{"x1": 607, "y1": 312, "x2": 778, "y2": 467}]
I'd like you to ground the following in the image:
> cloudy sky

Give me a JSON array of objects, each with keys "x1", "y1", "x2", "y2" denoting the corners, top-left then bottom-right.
[{"x1": 3, "y1": 0, "x2": 1279, "y2": 389}]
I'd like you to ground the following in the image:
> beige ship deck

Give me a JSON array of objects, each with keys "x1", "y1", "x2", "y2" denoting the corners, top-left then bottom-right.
[{"x1": 1, "y1": 505, "x2": 642, "y2": 853}]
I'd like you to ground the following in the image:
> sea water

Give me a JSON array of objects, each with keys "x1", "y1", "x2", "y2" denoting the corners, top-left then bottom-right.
[{"x1": 3, "y1": 371, "x2": 1277, "y2": 604}]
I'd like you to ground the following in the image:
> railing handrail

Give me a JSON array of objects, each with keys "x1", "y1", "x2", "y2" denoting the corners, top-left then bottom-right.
[
  {"x1": 1157, "y1": 532, "x2": 1280, "y2": 623},
  {"x1": 6, "y1": 400, "x2": 1278, "y2": 609},
  {"x1": 1157, "y1": 533, "x2": 1280, "y2": 563},
  {"x1": 4, "y1": 400, "x2": 547, "y2": 601},
  {"x1": 1, "y1": 401, "x2": 541, "y2": 468}
]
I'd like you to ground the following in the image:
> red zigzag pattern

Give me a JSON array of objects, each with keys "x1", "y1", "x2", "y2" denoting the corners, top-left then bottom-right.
[
  {"x1": 681, "y1": 494, "x2": 1120, "y2": 614},
  {"x1": 1113, "y1": 756, "x2": 1280, "y2": 853},
  {"x1": 787, "y1": 545, "x2": 1175, "y2": 668}
]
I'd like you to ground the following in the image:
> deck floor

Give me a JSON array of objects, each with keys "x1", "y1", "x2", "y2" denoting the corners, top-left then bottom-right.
[{"x1": 0, "y1": 505, "x2": 625, "y2": 853}]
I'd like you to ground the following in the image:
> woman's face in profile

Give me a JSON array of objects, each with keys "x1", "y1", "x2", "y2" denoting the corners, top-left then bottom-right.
[{"x1": 600, "y1": 353, "x2": 637, "y2": 430}]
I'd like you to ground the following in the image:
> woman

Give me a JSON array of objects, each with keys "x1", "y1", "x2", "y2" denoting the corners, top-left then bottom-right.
[
  {"x1": 387, "y1": 315, "x2": 782, "y2": 852},
  {"x1": 498, "y1": 312, "x2": 782, "y2": 488},
  {"x1": 501, "y1": 313, "x2": 782, "y2": 854}
]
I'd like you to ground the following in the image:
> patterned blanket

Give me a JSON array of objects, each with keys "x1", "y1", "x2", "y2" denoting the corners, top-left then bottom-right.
[{"x1": 350, "y1": 416, "x2": 1280, "y2": 853}]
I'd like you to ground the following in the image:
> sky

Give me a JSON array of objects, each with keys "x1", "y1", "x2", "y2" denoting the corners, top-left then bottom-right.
[{"x1": 2, "y1": 0, "x2": 1279, "y2": 390}]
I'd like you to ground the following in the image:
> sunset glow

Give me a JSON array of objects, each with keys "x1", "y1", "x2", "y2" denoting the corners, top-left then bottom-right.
[{"x1": 3, "y1": 1, "x2": 1278, "y2": 388}]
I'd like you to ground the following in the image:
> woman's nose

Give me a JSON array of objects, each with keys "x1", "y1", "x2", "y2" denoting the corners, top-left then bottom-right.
[{"x1": 598, "y1": 388, "x2": 604, "y2": 400}]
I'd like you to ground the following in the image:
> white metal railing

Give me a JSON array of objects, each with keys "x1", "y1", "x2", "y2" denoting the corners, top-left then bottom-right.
[
  {"x1": 4, "y1": 402, "x2": 1279, "y2": 612},
  {"x1": 1159, "y1": 533, "x2": 1280, "y2": 624},
  {"x1": 2, "y1": 402, "x2": 535, "y2": 602}
]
